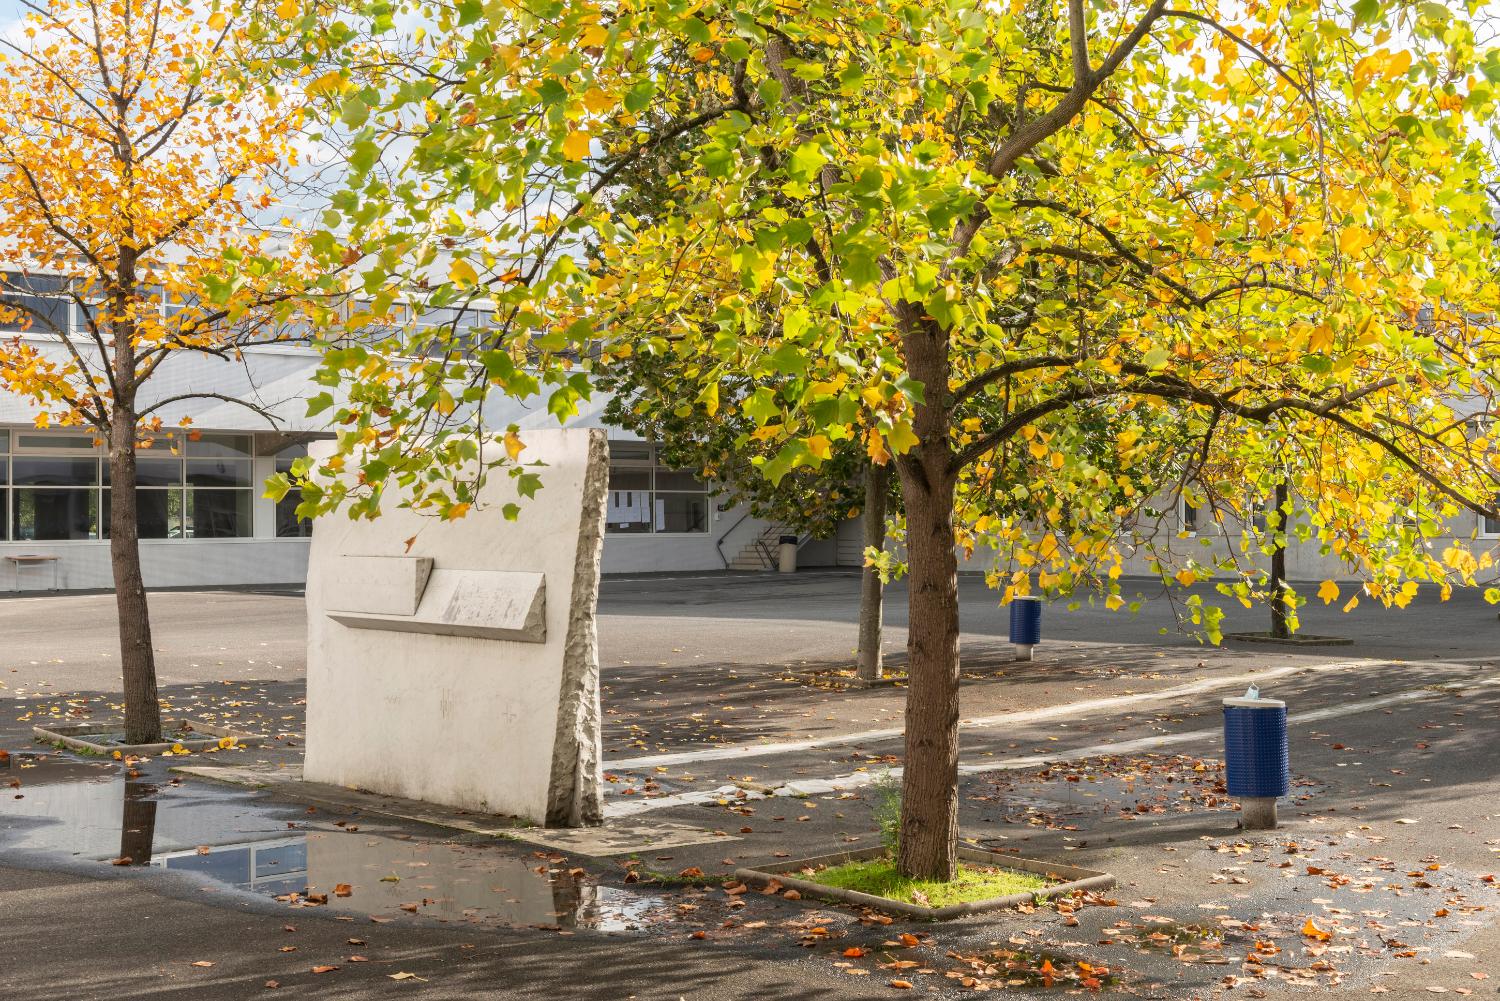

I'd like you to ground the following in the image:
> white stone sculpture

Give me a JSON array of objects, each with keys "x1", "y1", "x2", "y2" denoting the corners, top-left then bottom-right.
[{"x1": 304, "y1": 429, "x2": 608, "y2": 827}]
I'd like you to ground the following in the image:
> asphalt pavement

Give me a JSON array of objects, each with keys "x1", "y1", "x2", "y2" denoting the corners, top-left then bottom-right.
[{"x1": 2, "y1": 572, "x2": 1498, "y2": 998}]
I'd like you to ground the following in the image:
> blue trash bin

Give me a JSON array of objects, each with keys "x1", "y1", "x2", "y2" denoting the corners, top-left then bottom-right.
[
  {"x1": 1009, "y1": 596, "x2": 1042, "y2": 660},
  {"x1": 1223, "y1": 688, "x2": 1288, "y2": 828}
]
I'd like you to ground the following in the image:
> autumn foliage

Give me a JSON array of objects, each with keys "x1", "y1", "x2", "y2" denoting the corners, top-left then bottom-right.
[{"x1": 0, "y1": 0, "x2": 317, "y2": 742}]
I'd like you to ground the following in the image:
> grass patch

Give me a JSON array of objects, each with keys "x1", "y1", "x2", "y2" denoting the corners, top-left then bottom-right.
[{"x1": 808, "y1": 856, "x2": 1050, "y2": 908}]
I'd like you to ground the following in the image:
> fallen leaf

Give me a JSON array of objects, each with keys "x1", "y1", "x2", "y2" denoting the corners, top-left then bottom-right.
[
  {"x1": 889, "y1": 980, "x2": 913, "y2": 990},
  {"x1": 1301, "y1": 918, "x2": 1331, "y2": 942},
  {"x1": 334, "y1": 883, "x2": 353, "y2": 897},
  {"x1": 191, "y1": 961, "x2": 216, "y2": 968},
  {"x1": 311, "y1": 965, "x2": 340, "y2": 974}
]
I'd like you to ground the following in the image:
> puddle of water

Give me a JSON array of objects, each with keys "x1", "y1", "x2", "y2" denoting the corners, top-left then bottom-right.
[
  {"x1": 1107, "y1": 920, "x2": 1231, "y2": 962},
  {"x1": 0, "y1": 752, "x2": 702, "y2": 933}
]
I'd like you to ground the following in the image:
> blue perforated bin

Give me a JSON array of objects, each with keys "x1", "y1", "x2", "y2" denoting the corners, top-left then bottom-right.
[
  {"x1": 1009, "y1": 596, "x2": 1043, "y2": 646},
  {"x1": 1223, "y1": 696, "x2": 1289, "y2": 798}
]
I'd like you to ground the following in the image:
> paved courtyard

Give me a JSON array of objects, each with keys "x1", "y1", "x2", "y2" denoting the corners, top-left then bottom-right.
[{"x1": 2, "y1": 572, "x2": 1498, "y2": 998}]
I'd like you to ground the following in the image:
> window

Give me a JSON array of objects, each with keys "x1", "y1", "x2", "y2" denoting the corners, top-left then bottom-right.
[
  {"x1": 1482, "y1": 502, "x2": 1500, "y2": 538},
  {"x1": 183, "y1": 434, "x2": 252, "y2": 537},
  {"x1": 0, "y1": 272, "x2": 72, "y2": 334},
  {"x1": 273, "y1": 444, "x2": 313, "y2": 538},
  {"x1": 414, "y1": 306, "x2": 486, "y2": 360},
  {"x1": 1179, "y1": 496, "x2": 1199, "y2": 534},
  {"x1": 12, "y1": 455, "x2": 100, "y2": 540},
  {"x1": 605, "y1": 441, "x2": 710, "y2": 535}
]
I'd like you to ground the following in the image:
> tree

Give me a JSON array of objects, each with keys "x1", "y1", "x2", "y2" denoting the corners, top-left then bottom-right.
[
  {"x1": 0, "y1": 0, "x2": 320, "y2": 743},
  {"x1": 301, "y1": 0, "x2": 1500, "y2": 880},
  {"x1": 598, "y1": 350, "x2": 897, "y2": 679}
]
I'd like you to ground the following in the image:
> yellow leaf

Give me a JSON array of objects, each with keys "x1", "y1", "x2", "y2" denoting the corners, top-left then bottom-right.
[
  {"x1": 582, "y1": 88, "x2": 616, "y2": 114},
  {"x1": 207, "y1": 11, "x2": 227, "y2": 31},
  {"x1": 446, "y1": 502, "x2": 471, "y2": 521},
  {"x1": 1342, "y1": 594, "x2": 1360, "y2": 613},
  {"x1": 1317, "y1": 579, "x2": 1339, "y2": 605},
  {"x1": 1338, "y1": 226, "x2": 1371, "y2": 256},
  {"x1": 562, "y1": 130, "x2": 592, "y2": 162},
  {"x1": 449, "y1": 259, "x2": 479, "y2": 288},
  {"x1": 306, "y1": 70, "x2": 348, "y2": 98},
  {"x1": 698, "y1": 383, "x2": 719, "y2": 417},
  {"x1": 503, "y1": 431, "x2": 525, "y2": 461},
  {"x1": 1301, "y1": 918, "x2": 1331, "y2": 943},
  {"x1": 885, "y1": 422, "x2": 919, "y2": 456},
  {"x1": 275, "y1": 0, "x2": 299, "y2": 18},
  {"x1": 1175, "y1": 568, "x2": 1196, "y2": 587},
  {"x1": 1105, "y1": 593, "x2": 1124, "y2": 611},
  {"x1": 806, "y1": 434, "x2": 832, "y2": 460}
]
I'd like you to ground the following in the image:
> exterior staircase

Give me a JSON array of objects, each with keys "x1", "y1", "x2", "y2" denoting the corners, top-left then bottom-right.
[{"x1": 727, "y1": 523, "x2": 809, "y2": 570}]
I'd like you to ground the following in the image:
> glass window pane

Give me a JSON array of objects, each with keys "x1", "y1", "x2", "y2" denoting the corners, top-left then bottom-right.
[
  {"x1": 102, "y1": 457, "x2": 181, "y2": 487},
  {"x1": 12, "y1": 457, "x2": 98, "y2": 486},
  {"x1": 185, "y1": 433, "x2": 252, "y2": 458},
  {"x1": 0, "y1": 295, "x2": 69, "y2": 333},
  {"x1": 186, "y1": 459, "x2": 252, "y2": 487},
  {"x1": 16, "y1": 433, "x2": 97, "y2": 450},
  {"x1": 4, "y1": 272, "x2": 68, "y2": 294},
  {"x1": 276, "y1": 492, "x2": 312, "y2": 538},
  {"x1": 1485, "y1": 513, "x2": 1500, "y2": 536},
  {"x1": 12, "y1": 488, "x2": 97, "y2": 540},
  {"x1": 608, "y1": 441, "x2": 652, "y2": 463},
  {"x1": 654, "y1": 469, "x2": 705, "y2": 491},
  {"x1": 103, "y1": 489, "x2": 183, "y2": 539},
  {"x1": 0, "y1": 430, "x2": 8, "y2": 452},
  {"x1": 655, "y1": 493, "x2": 708, "y2": 533},
  {"x1": 606, "y1": 489, "x2": 652, "y2": 534},
  {"x1": 608, "y1": 468, "x2": 650, "y2": 491},
  {"x1": 185, "y1": 489, "x2": 251, "y2": 538}
]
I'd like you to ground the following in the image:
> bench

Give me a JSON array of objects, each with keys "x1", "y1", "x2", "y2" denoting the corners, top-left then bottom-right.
[{"x1": 5, "y1": 554, "x2": 60, "y2": 591}]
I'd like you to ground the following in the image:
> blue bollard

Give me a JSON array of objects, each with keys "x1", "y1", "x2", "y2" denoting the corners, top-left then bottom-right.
[
  {"x1": 1009, "y1": 596, "x2": 1043, "y2": 661},
  {"x1": 1223, "y1": 686, "x2": 1289, "y2": 829}
]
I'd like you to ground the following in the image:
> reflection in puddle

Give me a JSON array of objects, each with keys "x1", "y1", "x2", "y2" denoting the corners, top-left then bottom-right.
[
  {"x1": 1110, "y1": 919, "x2": 1230, "y2": 962},
  {"x1": 0, "y1": 752, "x2": 687, "y2": 932},
  {"x1": 162, "y1": 833, "x2": 680, "y2": 931}
]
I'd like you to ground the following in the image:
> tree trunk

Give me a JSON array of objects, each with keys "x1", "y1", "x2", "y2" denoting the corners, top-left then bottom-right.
[
  {"x1": 118, "y1": 779, "x2": 158, "y2": 866},
  {"x1": 894, "y1": 311, "x2": 961, "y2": 881},
  {"x1": 109, "y1": 407, "x2": 162, "y2": 745},
  {"x1": 856, "y1": 463, "x2": 888, "y2": 683},
  {"x1": 1269, "y1": 479, "x2": 1289, "y2": 640},
  {"x1": 895, "y1": 469, "x2": 961, "y2": 879}
]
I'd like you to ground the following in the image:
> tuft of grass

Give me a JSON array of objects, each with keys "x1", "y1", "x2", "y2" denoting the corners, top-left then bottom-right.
[{"x1": 808, "y1": 856, "x2": 1050, "y2": 908}]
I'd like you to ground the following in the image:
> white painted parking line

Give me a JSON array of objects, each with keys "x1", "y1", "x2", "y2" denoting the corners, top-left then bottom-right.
[
  {"x1": 603, "y1": 674, "x2": 1495, "y2": 818},
  {"x1": 603, "y1": 659, "x2": 1376, "y2": 771}
]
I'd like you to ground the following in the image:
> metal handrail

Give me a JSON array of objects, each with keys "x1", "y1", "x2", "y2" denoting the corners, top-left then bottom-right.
[{"x1": 714, "y1": 510, "x2": 756, "y2": 569}]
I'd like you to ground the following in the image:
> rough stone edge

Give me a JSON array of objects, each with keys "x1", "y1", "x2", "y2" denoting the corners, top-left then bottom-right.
[
  {"x1": 735, "y1": 844, "x2": 1116, "y2": 922},
  {"x1": 1223, "y1": 632, "x2": 1354, "y2": 646},
  {"x1": 546, "y1": 428, "x2": 608, "y2": 827},
  {"x1": 34, "y1": 718, "x2": 265, "y2": 756}
]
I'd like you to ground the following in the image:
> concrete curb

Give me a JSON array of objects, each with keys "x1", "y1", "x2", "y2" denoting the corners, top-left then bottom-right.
[
  {"x1": 735, "y1": 844, "x2": 1115, "y2": 921},
  {"x1": 1223, "y1": 632, "x2": 1353, "y2": 646},
  {"x1": 33, "y1": 718, "x2": 265, "y2": 756}
]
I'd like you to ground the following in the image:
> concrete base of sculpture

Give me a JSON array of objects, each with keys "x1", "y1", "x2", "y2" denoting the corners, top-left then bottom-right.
[{"x1": 304, "y1": 428, "x2": 608, "y2": 827}]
